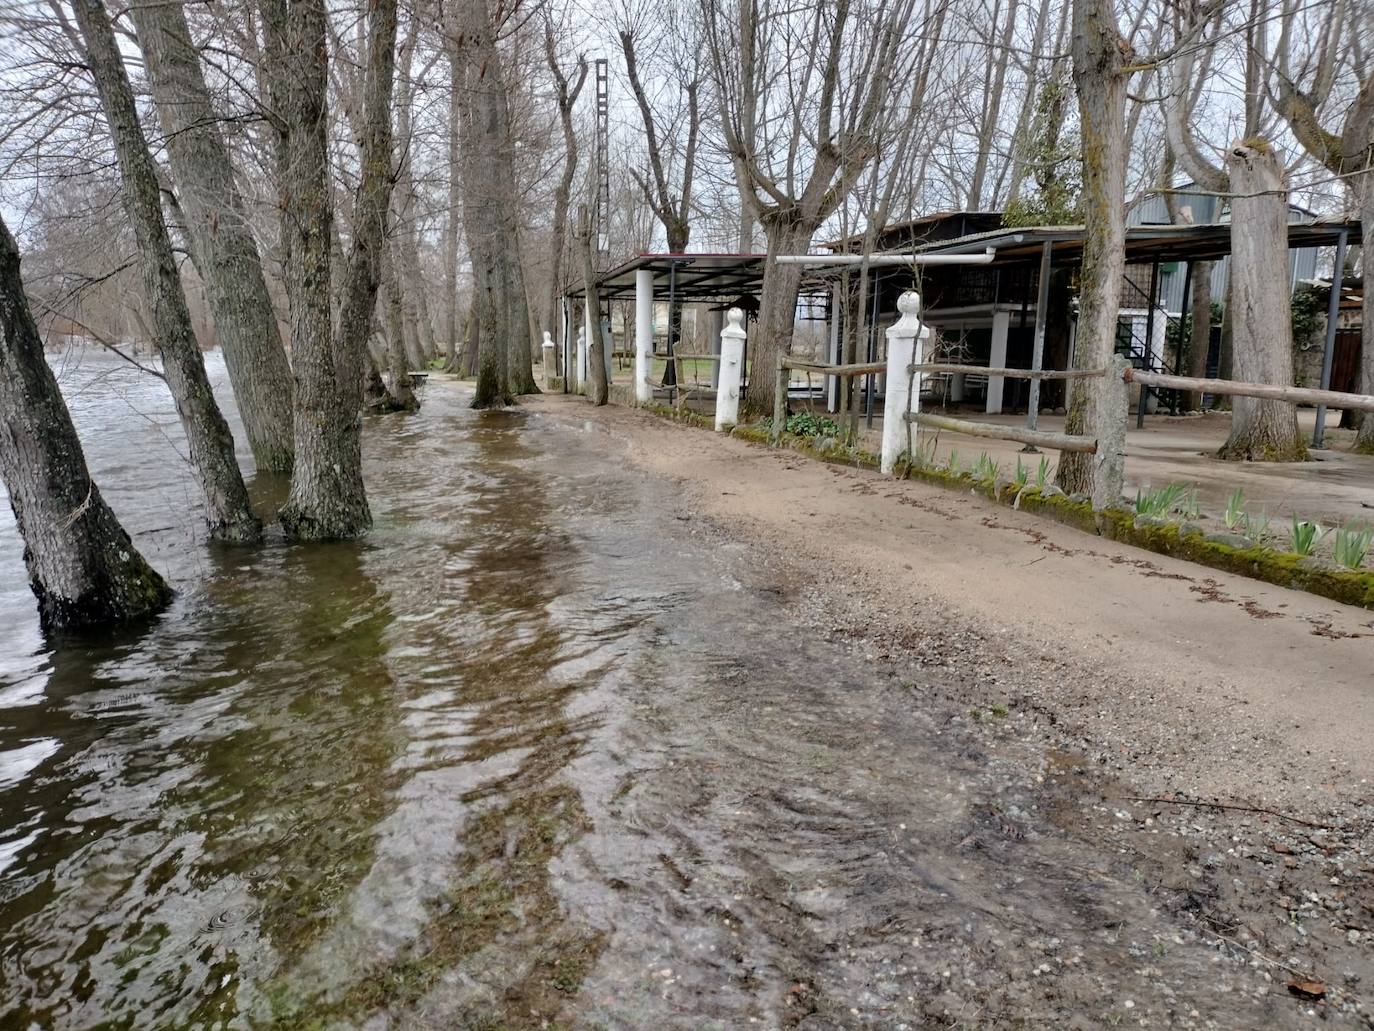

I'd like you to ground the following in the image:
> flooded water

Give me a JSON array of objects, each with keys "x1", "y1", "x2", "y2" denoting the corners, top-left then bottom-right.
[{"x1": 0, "y1": 351, "x2": 1351, "y2": 1027}]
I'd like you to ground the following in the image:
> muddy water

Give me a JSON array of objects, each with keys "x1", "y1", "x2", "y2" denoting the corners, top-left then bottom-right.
[{"x1": 0, "y1": 354, "x2": 1335, "y2": 1027}]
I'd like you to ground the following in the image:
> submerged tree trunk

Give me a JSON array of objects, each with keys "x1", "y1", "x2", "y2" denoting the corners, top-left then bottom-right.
[
  {"x1": 454, "y1": 0, "x2": 523, "y2": 408},
  {"x1": 0, "y1": 215, "x2": 173, "y2": 632},
  {"x1": 129, "y1": 0, "x2": 295, "y2": 473},
  {"x1": 74, "y1": 0, "x2": 260, "y2": 543},
  {"x1": 382, "y1": 249, "x2": 418, "y2": 411},
  {"x1": 1056, "y1": 0, "x2": 1127, "y2": 497},
  {"x1": 1182, "y1": 261, "x2": 1212, "y2": 411},
  {"x1": 1216, "y1": 141, "x2": 1304, "y2": 462},
  {"x1": 271, "y1": 0, "x2": 397, "y2": 538}
]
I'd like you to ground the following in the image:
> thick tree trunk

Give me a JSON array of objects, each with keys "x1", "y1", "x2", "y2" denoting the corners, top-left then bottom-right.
[
  {"x1": 1057, "y1": 0, "x2": 1127, "y2": 497},
  {"x1": 444, "y1": 44, "x2": 462, "y2": 365},
  {"x1": 74, "y1": 0, "x2": 260, "y2": 543},
  {"x1": 1182, "y1": 261, "x2": 1212, "y2": 411},
  {"x1": 0, "y1": 215, "x2": 172, "y2": 632},
  {"x1": 455, "y1": 0, "x2": 524, "y2": 408},
  {"x1": 1354, "y1": 179, "x2": 1374, "y2": 451},
  {"x1": 578, "y1": 233, "x2": 609, "y2": 406},
  {"x1": 129, "y1": 0, "x2": 295, "y2": 473},
  {"x1": 271, "y1": 0, "x2": 397, "y2": 539},
  {"x1": 742, "y1": 216, "x2": 815, "y2": 417},
  {"x1": 1216, "y1": 141, "x2": 1305, "y2": 461}
]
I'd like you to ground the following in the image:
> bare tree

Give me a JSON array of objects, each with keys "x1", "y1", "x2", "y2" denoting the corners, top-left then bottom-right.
[
  {"x1": 1163, "y1": 5, "x2": 1305, "y2": 461},
  {"x1": 72, "y1": 0, "x2": 261, "y2": 542},
  {"x1": 128, "y1": 0, "x2": 296, "y2": 473},
  {"x1": 542, "y1": 19, "x2": 587, "y2": 343},
  {"x1": 1054, "y1": 0, "x2": 1131, "y2": 495},
  {"x1": 0, "y1": 213, "x2": 172, "y2": 631},
  {"x1": 450, "y1": 0, "x2": 532, "y2": 406},
  {"x1": 576, "y1": 206, "x2": 609, "y2": 405},
  {"x1": 1270, "y1": 0, "x2": 1374, "y2": 451},
  {"x1": 704, "y1": 0, "x2": 919, "y2": 416},
  {"x1": 267, "y1": 0, "x2": 399, "y2": 538}
]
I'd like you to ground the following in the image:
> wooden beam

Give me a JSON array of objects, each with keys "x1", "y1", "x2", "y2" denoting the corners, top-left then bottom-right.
[
  {"x1": 1127, "y1": 369, "x2": 1374, "y2": 412},
  {"x1": 908, "y1": 412, "x2": 1098, "y2": 453},
  {"x1": 909, "y1": 363, "x2": 1105, "y2": 380}
]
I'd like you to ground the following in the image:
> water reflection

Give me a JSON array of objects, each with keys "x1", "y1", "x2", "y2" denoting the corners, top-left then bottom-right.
[{"x1": 0, "y1": 365, "x2": 637, "y2": 1026}]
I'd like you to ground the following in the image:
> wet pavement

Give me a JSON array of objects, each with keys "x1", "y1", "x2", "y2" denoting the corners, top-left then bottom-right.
[{"x1": 0, "y1": 358, "x2": 1369, "y2": 1027}]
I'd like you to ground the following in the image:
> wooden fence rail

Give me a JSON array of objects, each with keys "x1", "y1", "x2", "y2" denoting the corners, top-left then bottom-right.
[
  {"x1": 1126, "y1": 369, "x2": 1374, "y2": 412},
  {"x1": 907, "y1": 412, "x2": 1097, "y2": 453}
]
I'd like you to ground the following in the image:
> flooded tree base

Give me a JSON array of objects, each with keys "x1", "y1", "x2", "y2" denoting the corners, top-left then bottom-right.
[{"x1": 0, "y1": 375, "x2": 1370, "y2": 1028}]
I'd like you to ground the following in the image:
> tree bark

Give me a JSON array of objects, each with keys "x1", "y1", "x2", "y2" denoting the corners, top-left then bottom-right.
[
  {"x1": 129, "y1": 0, "x2": 295, "y2": 473},
  {"x1": 1354, "y1": 179, "x2": 1374, "y2": 450},
  {"x1": 542, "y1": 29, "x2": 586, "y2": 342},
  {"x1": 1183, "y1": 261, "x2": 1212, "y2": 411},
  {"x1": 577, "y1": 218, "x2": 609, "y2": 406},
  {"x1": 73, "y1": 0, "x2": 260, "y2": 543},
  {"x1": 454, "y1": 0, "x2": 525, "y2": 408},
  {"x1": 0, "y1": 214, "x2": 173, "y2": 632},
  {"x1": 1057, "y1": 0, "x2": 1128, "y2": 496},
  {"x1": 1216, "y1": 141, "x2": 1305, "y2": 461},
  {"x1": 270, "y1": 0, "x2": 397, "y2": 539},
  {"x1": 743, "y1": 216, "x2": 818, "y2": 417},
  {"x1": 382, "y1": 249, "x2": 418, "y2": 411}
]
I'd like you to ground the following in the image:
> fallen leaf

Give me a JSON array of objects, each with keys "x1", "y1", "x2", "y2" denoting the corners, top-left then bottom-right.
[{"x1": 1287, "y1": 979, "x2": 1326, "y2": 1000}]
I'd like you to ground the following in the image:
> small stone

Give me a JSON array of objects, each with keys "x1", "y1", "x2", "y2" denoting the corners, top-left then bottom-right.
[{"x1": 1205, "y1": 532, "x2": 1253, "y2": 549}]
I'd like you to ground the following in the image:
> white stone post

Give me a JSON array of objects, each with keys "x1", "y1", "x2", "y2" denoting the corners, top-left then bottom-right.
[
  {"x1": 541, "y1": 331, "x2": 556, "y2": 388},
  {"x1": 881, "y1": 292, "x2": 926, "y2": 475},
  {"x1": 634, "y1": 269, "x2": 653, "y2": 404},
  {"x1": 581, "y1": 302, "x2": 594, "y2": 391},
  {"x1": 826, "y1": 283, "x2": 842, "y2": 412},
  {"x1": 575, "y1": 325, "x2": 587, "y2": 394},
  {"x1": 986, "y1": 308, "x2": 1010, "y2": 414},
  {"x1": 601, "y1": 318, "x2": 614, "y2": 383},
  {"x1": 715, "y1": 308, "x2": 747, "y2": 432}
]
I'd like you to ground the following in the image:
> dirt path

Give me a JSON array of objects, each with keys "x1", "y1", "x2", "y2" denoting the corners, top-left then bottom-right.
[
  {"x1": 530, "y1": 394, "x2": 1373, "y2": 808},
  {"x1": 516, "y1": 393, "x2": 1374, "y2": 1026}
]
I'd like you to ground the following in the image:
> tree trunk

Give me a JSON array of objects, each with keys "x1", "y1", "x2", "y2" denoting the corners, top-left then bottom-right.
[
  {"x1": 1057, "y1": 0, "x2": 1127, "y2": 497},
  {"x1": 271, "y1": 0, "x2": 396, "y2": 539},
  {"x1": 454, "y1": 0, "x2": 523, "y2": 409},
  {"x1": 445, "y1": 42, "x2": 462, "y2": 365},
  {"x1": 1355, "y1": 178, "x2": 1374, "y2": 451},
  {"x1": 0, "y1": 215, "x2": 173, "y2": 632},
  {"x1": 1182, "y1": 261, "x2": 1212, "y2": 411},
  {"x1": 1216, "y1": 141, "x2": 1305, "y2": 461},
  {"x1": 129, "y1": 0, "x2": 295, "y2": 473},
  {"x1": 578, "y1": 229, "x2": 609, "y2": 406},
  {"x1": 382, "y1": 252, "x2": 418, "y2": 411},
  {"x1": 73, "y1": 0, "x2": 260, "y2": 543},
  {"x1": 742, "y1": 215, "x2": 815, "y2": 417}
]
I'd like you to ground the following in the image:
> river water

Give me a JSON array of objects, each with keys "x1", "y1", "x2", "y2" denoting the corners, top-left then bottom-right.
[{"x1": 0, "y1": 350, "x2": 1341, "y2": 1027}]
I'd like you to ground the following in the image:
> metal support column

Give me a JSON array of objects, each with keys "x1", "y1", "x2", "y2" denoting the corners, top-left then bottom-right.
[
  {"x1": 1024, "y1": 241, "x2": 1053, "y2": 442},
  {"x1": 1136, "y1": 260, "x2": 1160, "y2": 429},
  {"x1": 1312, "y1": 227, "x2": 1349, "y2": 450}
]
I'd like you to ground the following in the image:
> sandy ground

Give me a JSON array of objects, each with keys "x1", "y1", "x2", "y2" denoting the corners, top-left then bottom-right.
[{"x1": 660, "y1": 384, "x2": 1374, "y2": 527}]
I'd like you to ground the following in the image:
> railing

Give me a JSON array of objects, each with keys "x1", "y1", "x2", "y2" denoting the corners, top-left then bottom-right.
[{"x1": 1126, "y1": 369, "x2": 1374, "y2": 413}]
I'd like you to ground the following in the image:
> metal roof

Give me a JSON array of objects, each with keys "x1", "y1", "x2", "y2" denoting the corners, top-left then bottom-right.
[
  {"x1": 879, "y1": 219, "x2": 1362, "y2": 269},
  {"x1": 566, "y1": 252, "x2": 830, "y2": 301},
  {"x1": 567, "y1": 218, "x2": 1360, "y2": 301}
]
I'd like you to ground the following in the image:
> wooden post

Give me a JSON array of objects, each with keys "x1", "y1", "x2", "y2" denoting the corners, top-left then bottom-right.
[
  {"x1": 772, "y1": 354, "x2": 787, "y2": 443},
  {"x1": 715, "y1": 308, "x2": 747, "y2": 431}
]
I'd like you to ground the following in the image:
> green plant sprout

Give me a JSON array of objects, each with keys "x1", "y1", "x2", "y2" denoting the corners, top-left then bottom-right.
[
  {"x1": 1223, "y1": 488, "x2": 1246, "y2": 531},
  {"x1": 1332, "y1": 523, "x2": 1373, "y2": 570},
  {"x1": 1288, "y1": 516, "x2": 1329, "y2": 558}
]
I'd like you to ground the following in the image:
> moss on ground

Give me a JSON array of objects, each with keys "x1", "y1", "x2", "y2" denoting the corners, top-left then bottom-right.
[{"x1": 630, "y1": 403, "x2": 1374, "y2": 610}]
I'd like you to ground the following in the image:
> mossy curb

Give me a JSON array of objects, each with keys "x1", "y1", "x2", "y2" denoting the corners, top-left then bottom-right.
[{"x1": 630, "y1": 402, "x2": 1374, "y2": 610}]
